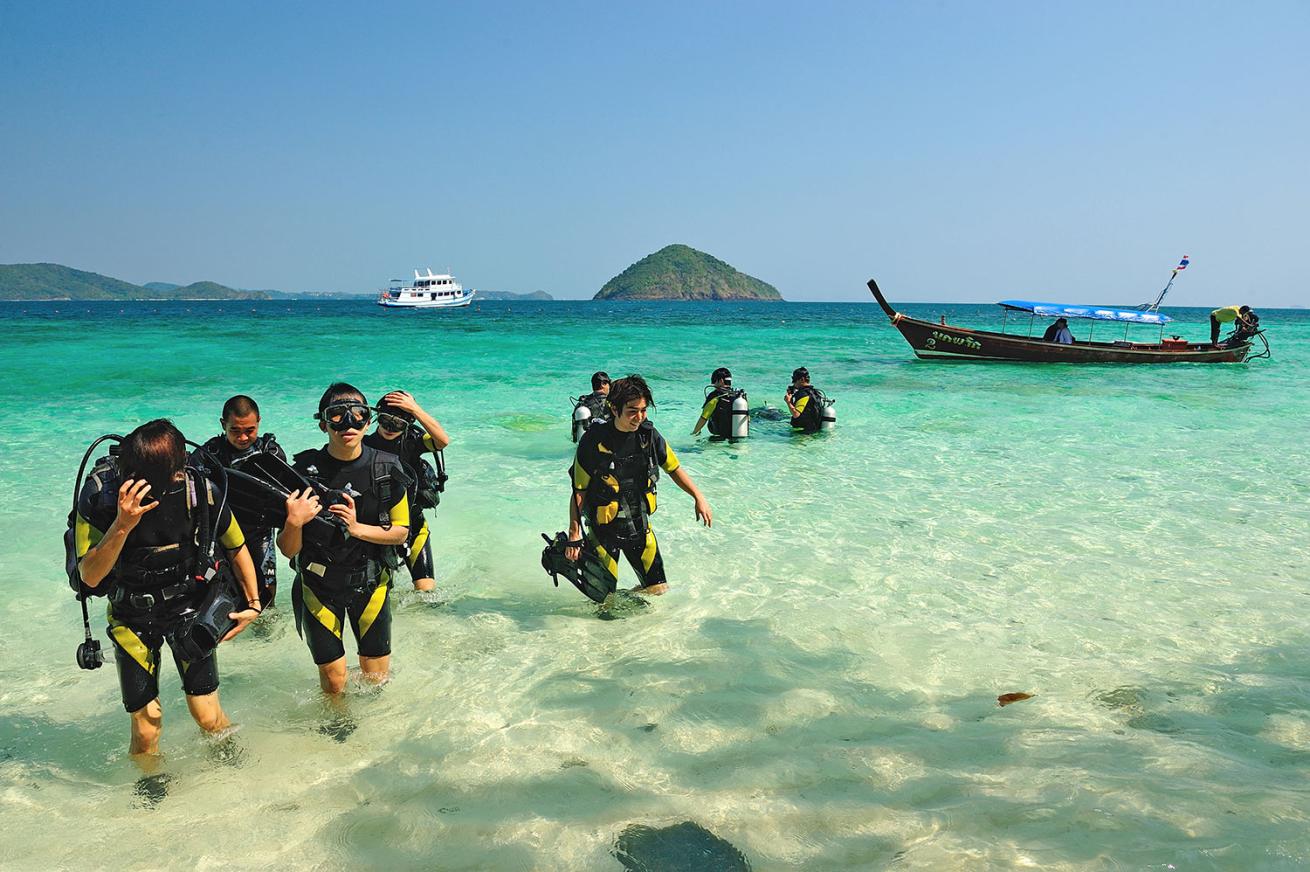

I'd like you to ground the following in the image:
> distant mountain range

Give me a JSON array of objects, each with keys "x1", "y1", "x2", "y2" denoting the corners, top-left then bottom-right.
[
  {"x1": 596, "y1": 244, "x2": 782, "y2": 301},
  {"x1": 0, "y1": 263, "x2": 554, "y2": 301}
]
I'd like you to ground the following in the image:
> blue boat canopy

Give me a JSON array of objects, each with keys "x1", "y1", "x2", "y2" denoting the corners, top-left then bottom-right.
[{"x1": 998, "y1": 300, "x2": 1173, "y2": 324}]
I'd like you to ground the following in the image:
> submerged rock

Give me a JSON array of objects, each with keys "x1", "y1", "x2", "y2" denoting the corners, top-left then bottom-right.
[
  {"x1": 997, "y1": 692, "x2": 1034, "y2": 707},
  {"x1": 614, "y1": 821, "x2": 751, "y2": 872}
]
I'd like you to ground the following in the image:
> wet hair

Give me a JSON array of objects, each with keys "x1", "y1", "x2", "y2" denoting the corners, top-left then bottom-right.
[
  {"x1": 591, "y1": 371, "x2": 610, "y2": 391},
  {"x1": 377, "y1": 389, "x2": 416, "y2": 424},
  {"x1": 608, "y1": 374, "x2": 654, "y2": 414},
  {"x1": 318, "y1": 382, "x2": 367, "y2": 414},
  {"x1": 711, "y1": 367, "x2": 732, "y2": 383},
  {"x1": 119, "y1": 419, "x2": 187, "y2": 491},
  {"x1": 1239, "y1": 305, "x2": 1251, "y2": 314},
  {"x1": 791, "y1": 367, "x2": 810, "y2": 383},
  {"x1": 221, "y1": 394, "x2": 260, "y2": 422}
]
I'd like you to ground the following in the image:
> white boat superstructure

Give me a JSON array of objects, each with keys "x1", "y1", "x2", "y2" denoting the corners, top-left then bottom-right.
[{"x1": 377, "y1": 269, "x2": 476, "y2": 308}]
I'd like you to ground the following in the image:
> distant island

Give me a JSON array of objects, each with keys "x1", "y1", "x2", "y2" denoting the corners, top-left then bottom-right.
[
  {"x1": 595, "y1": 244, "x2": 782, "y2": 301},
  {"x1": 0, "y1": 263, "x2": 273, "y2": 301}
]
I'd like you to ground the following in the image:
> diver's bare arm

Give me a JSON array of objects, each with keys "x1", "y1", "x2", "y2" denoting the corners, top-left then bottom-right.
[
  {"x1": 669, "y1": 467, "x2": 713, "y2": 528},
  {"x1": 413, "y1": 406, "x2": 451, "y2": 451},
  {"x1": 230, "y1": 545, "x2": 259, "y2": 605},
  {"x1": 278, "y1": 488, "x2": 320, "y2": 557}
]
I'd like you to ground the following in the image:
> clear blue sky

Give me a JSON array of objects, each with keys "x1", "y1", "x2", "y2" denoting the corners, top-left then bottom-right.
[{"x1": 2, "y1": 1, "x2": 1306, "y2": 304}]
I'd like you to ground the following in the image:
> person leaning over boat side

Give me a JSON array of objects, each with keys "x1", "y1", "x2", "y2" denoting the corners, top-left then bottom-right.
[
  {"x1": 565, "y1": 374, "x2": 712, "y2": 598},
  {"x1": 785, "y1": 367, "x2": 824, "y2": 433},
  {"x1": 1041, "y1": 318, "x2": 1075, "y2": 344},
  {"x1": 1210, "y1": 305, "x2": 1257, "y2": 346},
  {"x1": 363, "y1": 389, "x2": 450, "y2": 592},
  {"x1": 74, "y1": 420, "x2": 260, "y2": 763},
  {"x1": 280, "y1": 384, "x2": 409, "y2": 695},
  {"x1": 199, "y1": 394, "x2": 286, "y2": 607}
]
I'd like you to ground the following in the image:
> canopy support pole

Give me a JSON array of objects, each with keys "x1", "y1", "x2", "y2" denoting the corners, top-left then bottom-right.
[
  {"x1": 1027, "y1": 313, "x2": 1034, "y2": 337},
  {"x1": 1089, "y1": 321, "x2": 1095, "y2": 342},
  {"x1": 1002, "y1": 309, "x2": 1008, "y2": 334}
]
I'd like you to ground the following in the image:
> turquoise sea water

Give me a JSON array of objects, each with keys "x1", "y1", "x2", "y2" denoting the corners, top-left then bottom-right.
[{"x1": 1, "y1": 298, "x2": 1308, "y2": 870}]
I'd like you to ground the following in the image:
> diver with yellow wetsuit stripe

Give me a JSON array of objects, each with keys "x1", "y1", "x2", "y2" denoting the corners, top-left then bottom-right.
[
  {"x1": 72, "y1": 420, "x2": 260, "y2": 763},
  {"x1": 556, "y1": 374, "x2": 712, "y2": 602},
  {"x1": 279, "y1": 384, "x2": 410, "y2": 696}
]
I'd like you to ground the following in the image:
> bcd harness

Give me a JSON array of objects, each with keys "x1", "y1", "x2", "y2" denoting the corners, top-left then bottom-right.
[
  {"x1": 706, "y1": 386, "x2": 747, "y2": 436},
  {"x1": 292, "y1": 447, "x2": 410, "y2": 590},
  {"x1": 584, "y1": 424, "x2": 661, "y2": 540},
  {"x1": 791, "y1": 385, "x2": 827, "y2": 430}
]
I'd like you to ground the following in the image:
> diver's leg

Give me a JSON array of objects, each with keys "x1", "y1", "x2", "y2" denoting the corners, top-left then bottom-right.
[
  {"x1": 255, "y1": 532, "x2": 278, "y2": 607},
  {"x1": 407, "y1": 517, "x2": 435, "y2": 591},
  {"x1": 348, "y1": 576, "x2": 393, "y2": 683},
  {"x1": 626, "y1": 527, "x2": 668, "y2": 595},
  {"x1": 170, "y1": 639, "x2": 228, "y2": 732},
  {"x1": 1210, "y1": 315, "x2": 1221, "y2": 345},
  {"x1": 292, "y1": 574, "x2": 349, "y2": 694},
  {"x1": 109, "y1": 614, "x2": 165, "y2": 758}
]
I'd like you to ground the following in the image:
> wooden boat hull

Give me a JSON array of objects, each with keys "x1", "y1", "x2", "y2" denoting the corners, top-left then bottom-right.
[{"x1": 866, "y1": 280, "x2": 1250, "y2": 364}]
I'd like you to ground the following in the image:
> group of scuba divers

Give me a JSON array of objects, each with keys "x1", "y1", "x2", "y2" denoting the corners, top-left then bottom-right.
[{"x1": 65, "y1": 368, "x2": 833, "y2": 762}]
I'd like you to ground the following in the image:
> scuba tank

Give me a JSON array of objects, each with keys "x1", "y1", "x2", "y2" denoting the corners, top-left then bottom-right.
[
  {"x1": 571, "y1": 398, "x2": 592, "y2": 443},
  {"x1": 730, "y1": 391, "x2": 750, "y2": 439},
  {"x1": 819, "y1": 394, "x2": 836, "y2": 430}
]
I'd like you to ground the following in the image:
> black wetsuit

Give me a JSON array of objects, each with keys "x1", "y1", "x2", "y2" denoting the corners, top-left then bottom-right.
[
  {"x1": 290, "y1": 446, "x2": 409, "y2": 665},
  {"x1": 789, "y1": 385, "x2": 824, "y2": 433},
  {"x1": 201, "y1": 433, "x2": 285, "y2": 605},
  {"x1": 76, "y1": 474, "x2": 246, "y2": 712}
]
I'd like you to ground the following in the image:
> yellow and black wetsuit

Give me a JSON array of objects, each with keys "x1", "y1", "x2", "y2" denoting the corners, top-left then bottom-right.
[
  {"x1": 76, "y1": 474, "x2": 245, "y2": 713},
  {"x1": 572, "y1": 419, "x2": 680, "y2": 597},
  {"x1": 363, "y1": 429, "x2": 437, "y2": 583},
  {"x1": 290, "y1": 446, "x2": 409, "y2": 665}
]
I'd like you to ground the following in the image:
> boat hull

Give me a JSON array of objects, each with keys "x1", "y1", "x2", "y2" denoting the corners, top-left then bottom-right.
[
  {"x1": 377, "y1": 293, "x2": 475, "y2": 309},
  {"x1": 866, "y1": 280, "x2": 1250, "y2": 364}
]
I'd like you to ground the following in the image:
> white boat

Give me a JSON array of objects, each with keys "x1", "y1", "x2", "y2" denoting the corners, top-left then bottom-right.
[{"x1": 377, "y1": 269, "x2": 476, "y2": 308}]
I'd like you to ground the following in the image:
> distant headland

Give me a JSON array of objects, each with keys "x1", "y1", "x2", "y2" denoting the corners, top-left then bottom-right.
[
  {"x1": 595, "y1": 244, "x2": 782, "y2": 301},
  {"x1": 0, "y1": 263, "x2": 554, "y2": 302}
]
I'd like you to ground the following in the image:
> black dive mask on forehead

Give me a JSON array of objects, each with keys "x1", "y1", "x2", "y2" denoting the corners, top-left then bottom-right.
[{"x1": 316, "y1": 402, "x2": 372, "y2": 432}]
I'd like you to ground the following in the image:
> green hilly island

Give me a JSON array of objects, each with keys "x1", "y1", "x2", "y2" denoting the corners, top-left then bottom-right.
[
  {"x1": 0, "y1": 263, "x2": 271, "y2": 301},
  {"x1": 595, "y1": 244, "x2": 782, "y2": 301}
]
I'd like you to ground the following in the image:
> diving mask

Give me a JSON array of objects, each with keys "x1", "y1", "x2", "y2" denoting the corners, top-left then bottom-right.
[
  {"x1": 317, "y1": 402, "x2": 372, "y2": 432},
  {"x1": 377, "y1": 412, "x2": 411, "y2": 433}
]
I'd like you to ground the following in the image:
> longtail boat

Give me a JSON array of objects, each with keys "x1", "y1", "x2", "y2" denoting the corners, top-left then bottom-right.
[{"x1": 866, "y1": 279, "x2": 1263, "y2": 364}]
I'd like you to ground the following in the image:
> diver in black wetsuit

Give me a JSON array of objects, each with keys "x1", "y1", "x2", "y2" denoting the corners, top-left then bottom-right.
[
  {"x1": 199, "y1": 394, "x2": 286, "y2": 606},
  {"x1": 73, "y1": 420, "x2": 260, "y2": 763},
  {"x1": 363, "y1": 389, "x2": 451, "y2": 592},
  {"x1": 563, "y1": 374, "x2": 712, "y2": 601}
]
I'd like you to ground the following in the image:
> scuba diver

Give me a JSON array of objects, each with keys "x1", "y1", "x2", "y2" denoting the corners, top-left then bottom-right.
[
  {"x1": 362, "y1": 389, "x2": 450, "y2": 592},
  {"x1": 69, "y1": 420, "x2": 260, "y2": 764},
  {"x1": 199, "y1": 394, "x2": 286, "y2": 607},
  {"x1": 1210, "y1": 305, "x2": 1260, "y2": 346},
  {"x1": 280, "y1": 384, "x2": 410, "y2": 695},
  {"x1": 571, "y1": 370, "x2": 611, "y2": 442},
  {"x1": 544, "y1": 374, "x2": 711, "y2": 603},
  {"x1": 785, "y1": 367, "x2": 835, "y2": 433},
  {"x1": 691, "y1": 366, "x2": 749, "y2": 440}
]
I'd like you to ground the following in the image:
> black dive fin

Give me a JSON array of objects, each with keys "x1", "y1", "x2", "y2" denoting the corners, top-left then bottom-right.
[
  {"x1": 541, "y1": 532, "x2": 614, "y2": 604},
  {"x1": 231, "y1": 451, "x2": 348, "y2": 549},
  {"x1": 226, "y1": 467, "x2": 292, "y2": 530}
]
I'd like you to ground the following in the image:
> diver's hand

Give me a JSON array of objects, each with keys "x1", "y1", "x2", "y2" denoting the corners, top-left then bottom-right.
[
  {"x1": 285, "y1": 488, "x2": 321, "y2": 527},
  {"x1": 383, "y1": 390, "x2": 422, "y2": 416},
  {"x1": 329, "y1": 491, "x2": 362, "y2": 536},
  {"x1": 565, "y1": 524, "x2": 583, "y2": 561},
  {"x1": 694, "y1": 496, "x2": 713, "y2": 528},
  {"x1": 115, "y1": 478, "x2": 159, "y2": 530},
  {"x1": 222, "y1": 606, "x2": 260, "y2": 641}
]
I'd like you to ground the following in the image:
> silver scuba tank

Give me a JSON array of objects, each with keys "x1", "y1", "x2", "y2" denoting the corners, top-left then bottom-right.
[
  {"x1": 730, "y1": 391, "x2": 750, "y2": 439},
  {"x1": 819, "y1": 396, "x2": 836, "y2": 430},
  {"x1": 571, "y1": 400, "x2": 592, "y2": 443}
]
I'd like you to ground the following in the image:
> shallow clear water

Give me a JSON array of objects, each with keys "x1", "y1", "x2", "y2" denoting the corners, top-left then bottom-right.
[{"x1": 1, "y1": 299, "x2": 1307, "y2": 870}]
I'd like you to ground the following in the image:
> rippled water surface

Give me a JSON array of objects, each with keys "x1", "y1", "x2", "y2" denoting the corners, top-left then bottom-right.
[{"x1": 1, "y1": 299, "x2": 1308, "y2": 870}]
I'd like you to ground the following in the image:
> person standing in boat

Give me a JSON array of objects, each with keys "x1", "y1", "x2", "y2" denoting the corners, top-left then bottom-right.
[
  {"x1": 1210, "y1": 305, "x2": 1258, "y2": 346},
  {"x1": 1041, "y1": 318, "x2": 1075, "y2": 344}
]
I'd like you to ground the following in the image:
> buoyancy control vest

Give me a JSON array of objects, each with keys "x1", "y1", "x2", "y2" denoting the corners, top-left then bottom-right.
[
  {"x1": 790, "y1": 385, "x2": 825, "y2": 432},
  {"x1": 706, "y1": 387, "x2": 748, "y2": 438},
  {"x1": 199, "y1": 432, "x2": 282, "y2": 468},
  {"x1": 292, "y1": 445, "x2": 411, "y2": 585},
  {"x1": 583, "y1": 422, "x2": 661, "y2": 536},
  {"x1": 363, "y1": 428, "x2": 445, "y2": 512}
]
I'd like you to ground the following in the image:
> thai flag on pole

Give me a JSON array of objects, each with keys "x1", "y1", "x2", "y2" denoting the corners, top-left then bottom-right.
[{"x1": 1173, "y1": 255, "x2": 1190, "y2": 273}]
